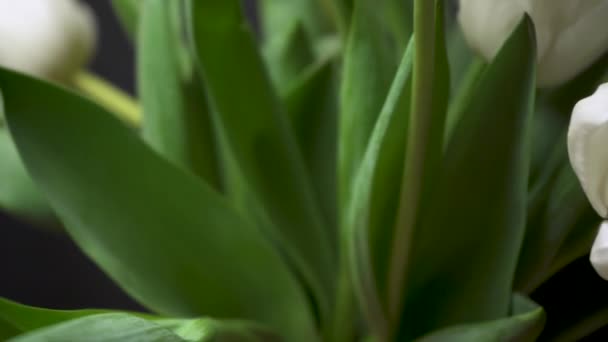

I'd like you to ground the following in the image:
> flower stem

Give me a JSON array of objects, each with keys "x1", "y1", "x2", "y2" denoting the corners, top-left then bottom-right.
[
  {"x1": 387, "y1": 0, "x2": 436, "y2": 336},
  {"x1": 327, "y1": 257, "x2": 356, "y2": 342},
  {"x1": 73, "y1": 72, "x2": 141, "y2": 127}
]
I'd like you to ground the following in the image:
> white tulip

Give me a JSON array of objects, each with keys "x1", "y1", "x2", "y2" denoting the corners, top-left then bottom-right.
[
  {"x1": 459, "y1": 0, "x2": 608, "y2": 87},
  {"x1": 0, "y1": 0, "x2": 96, "y2": 82},
  {"x1": 568, "y1": 83, "x2": 608, "y2": 218},
  {"x1": 591, "y1": 222, "x2": 608, "y2": 280},
  {"x1": 568, "y1": 83, "x2": 608, "y2": 279}
]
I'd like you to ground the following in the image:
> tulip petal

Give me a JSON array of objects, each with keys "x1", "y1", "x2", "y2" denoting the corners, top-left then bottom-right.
[
  {"x1": 536, "y1": 1, "x2": 608, "y2": 86},
  {"x1": 591, "y1": 221, "x2": 608, "y2": 280},
  {"x1": 568, "y1": 84, "x2": 608, "y2": 218},
  {"x1": 458, "y1": 0, "x2": 525, "y2": 61},
  {"x1": 0, "y1": 0, "x2": 96, "y2": 82}
]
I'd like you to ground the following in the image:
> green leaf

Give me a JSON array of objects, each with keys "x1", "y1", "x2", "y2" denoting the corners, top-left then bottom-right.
[
  {"x1": 0, "y1": 297, "x2": 112, "y2": 339},
  {"x1": 173, "y1": 318, "x2": 281, "y2": 342},
  {"x1": 0, "y1": 69, "x2": 317, "y2": 342},
  {"x1": 0, "y1": 298, "x2": 279, "y2": 342},
  {"x1": 397, "y1": 17, "x2": 536, "y2": 339},
  {"x1": 346, "y1": 38, "x2": 415, "y2": 336},
  {"x1": 188, "y1": 0, "x2": 334, "y2": 322},
  {"x1": 10, "y1": 313, "x2": 281, "y2": 342},
  {"x1": 415, "y1": 295, "x2": 545, "y2": 342},
  {"x1": 9, "y1": 313, "x2": 183, "y2": 342},
  {"x1": 111, "y1": 0, "x2": 141, "y2": 40},
  {"x1": 138, "y1": 0, "x2": 220, "y2": 187},
  {"x1": 0, "y1": 129, "x2": 52, "y2": 222},
  {"x1": 285, "y1": 57, "x2": 339, "y2": 237},
  {"x1": 338, "y1": 0, "x2": 398, "y2": 215}
]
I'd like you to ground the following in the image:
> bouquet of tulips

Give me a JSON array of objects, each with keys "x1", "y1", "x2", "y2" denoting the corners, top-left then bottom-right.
[{"x1": 1, "y1": 0, "x2": 608, "y2": 341}]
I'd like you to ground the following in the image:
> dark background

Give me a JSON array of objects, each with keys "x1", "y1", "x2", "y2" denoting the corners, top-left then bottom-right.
[{"x1": 1, "y1": 1, "x2": 608, "y2": 340}]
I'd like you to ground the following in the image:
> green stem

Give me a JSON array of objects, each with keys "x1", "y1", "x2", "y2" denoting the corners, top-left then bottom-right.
[
  {"x1": 327, "y1": 256, "x2": 356, "y2": 342},
  {"x1": 72, "y1": 72, "x2": 141, "y2": 127},
  {"x1": 387, "y1": 0, "x2": 436, "y2": 336}
]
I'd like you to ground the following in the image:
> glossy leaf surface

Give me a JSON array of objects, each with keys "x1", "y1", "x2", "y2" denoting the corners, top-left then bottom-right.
[
  {"x1": 416, "y1": 295, "x2": 544, "y2": 342},
  {"x1": 188, "y1": 0, "x2": 334, "y2": 320},
  {"x1": 0, "y1": 69, "x2": 316, "y2": 342},
  {"x1": 139, "y1": 0, "x2": 220, "y2": 187}
]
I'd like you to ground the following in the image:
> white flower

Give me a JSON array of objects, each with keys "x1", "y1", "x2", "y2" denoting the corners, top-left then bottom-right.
[
  {"x1": 458, "y1": 0, "x2": 608, "y2": 87},
  {"x1": 568, "y1": 83, "x2": 608, "y2": 218},
  {"x1": 568, "y1": 83, "x2": 608, "y2": 279},
  {"x1": 0, "y1": 0, "x2": 96, "y2": 82},
  {"x1": 591, "y1": 222, "x2": 608, "y2": 280}
]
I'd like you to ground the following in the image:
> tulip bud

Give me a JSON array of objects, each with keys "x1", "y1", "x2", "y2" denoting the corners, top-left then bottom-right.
[
  {"x1": 458, "y1": 0, "x2": 608, "y2": 87},
  {"x1": 0, "y1": 0, "x2": 96, "y2": 82},
  {"x1": 591, "y1": 222, "x2": 608, "y2": 280},
  {"x1": 568, "y1": 83, "x2": 608, "y2": 279},
  {"x1": 568, "y1": 83, "x2": 608, "y2": 218}
]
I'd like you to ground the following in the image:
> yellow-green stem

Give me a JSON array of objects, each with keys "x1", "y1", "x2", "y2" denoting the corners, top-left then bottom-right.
[
  {"x1": 387, "y1": 0, "x2": 436, "y2": 337},
  {"x1": 73, "y1": 72, "x2": 141, "y2": 127}
]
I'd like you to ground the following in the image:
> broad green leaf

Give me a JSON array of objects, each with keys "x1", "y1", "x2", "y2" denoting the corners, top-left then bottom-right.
[
  {"x1": 346, "y1": 38, "x2": 414, "y2": 336},
  {"x1": 415, "y1": 295, "x2": 545, "y2": 342},
  {"x1": 0, "y1": 298, "x2": 278, "y2": 342},
  {"x1": 0, "y1": 69, "x2": 317, "y2": 342},
  {"x1": 338, "y1": 0, "x2": 398, "y2": 215},
  {"x1": 111, "y1": 0, "x2": 141, "y2": 40},
  {"x1": 0, "y1": 297, "x2": 115, "y2": 339},
  {"x1": 397, "y1": 18, "x2": 536, "y2": 340},
  {"x1": 285, "y1": 57, "x2": 339, "y2": 237},
  {"x1": 9, "y1": 313, "x2": 182, "y2": 342},
  {"x1": 188, "y1": 0, "x2": 334, "y2": 322},
  {"x1": 0, "y1": 318, "x2": 19, "y2": 341},
  {"x1": 0, "y1": 129, "x2": 52, "y2": 222},
  {"x1": 138, "y1": 0, "x2": 220, "y2": 187},
  {"x1": 9, "y1": 313, "x2": 280, "y2": 342}
]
